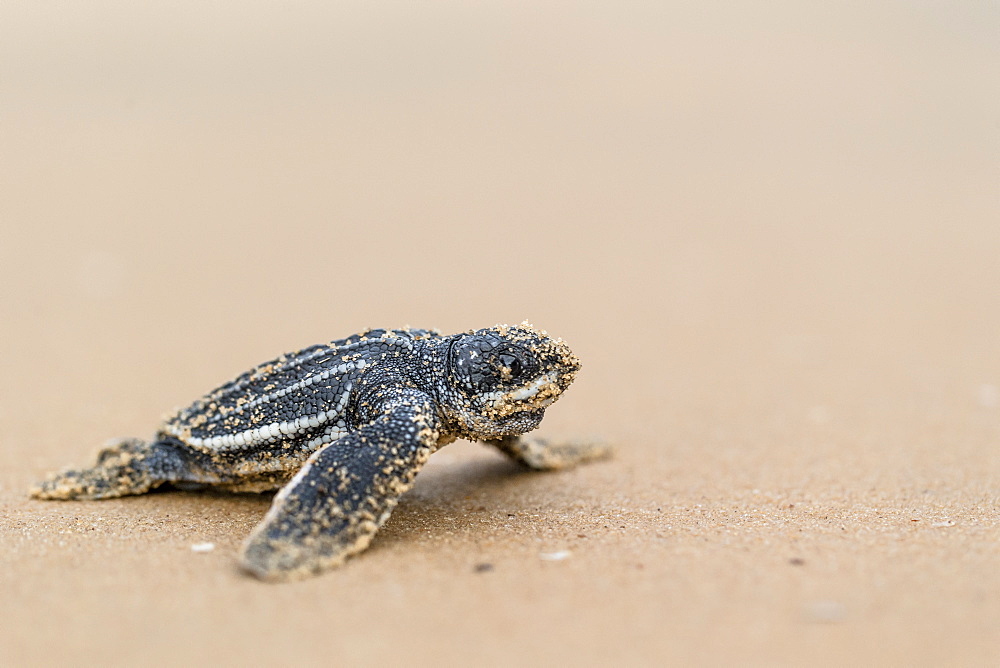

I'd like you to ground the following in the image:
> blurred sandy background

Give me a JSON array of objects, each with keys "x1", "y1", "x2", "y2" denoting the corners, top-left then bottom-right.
[{"x1": 1, "y1": 2, "x2": 998, "y2": 665}]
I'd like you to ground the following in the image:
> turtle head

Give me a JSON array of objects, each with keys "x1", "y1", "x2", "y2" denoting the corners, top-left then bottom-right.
[{"x1": 439, "y1": 323, "x2": 580, "y2": 440}]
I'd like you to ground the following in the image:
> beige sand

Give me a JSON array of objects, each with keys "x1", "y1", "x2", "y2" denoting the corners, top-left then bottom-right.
[{"x1": 1, "y1": 3, "x2": 997, "y2": 665}]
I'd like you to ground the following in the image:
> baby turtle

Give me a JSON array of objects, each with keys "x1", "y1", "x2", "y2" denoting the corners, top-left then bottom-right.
[{"x1": 32, "y1": 323, "x2": 609, "y2": 581}]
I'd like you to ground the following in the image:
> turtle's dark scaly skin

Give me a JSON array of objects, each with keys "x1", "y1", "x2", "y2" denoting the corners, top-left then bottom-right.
[{"x1": 31, "y1": 323, "x2": 609, "y2": 581}]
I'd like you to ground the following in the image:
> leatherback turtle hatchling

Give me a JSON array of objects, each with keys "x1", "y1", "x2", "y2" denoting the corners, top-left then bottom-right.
[{"x1": 32, "y1": 323, "x2": 608, "y2": 580}]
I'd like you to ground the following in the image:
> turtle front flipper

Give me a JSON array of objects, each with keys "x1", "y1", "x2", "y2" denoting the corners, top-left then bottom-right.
[
  {"x1": 241, "y1": 392, "x2": 439, "y2": 581},
  {"x1": 30, "y1": 437, "x2": 199, "y2": 500},
  {"x1": 486, "y1": 435, "x2": 612, "y2": 471}
]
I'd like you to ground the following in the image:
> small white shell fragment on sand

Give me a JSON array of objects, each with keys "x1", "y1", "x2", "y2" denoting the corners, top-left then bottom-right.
[
  {"x1": 540, "y1": 550, "x2": 571, "y2": 561},
  {"x1": 191, "y1": 542, "x2": 216, "y2": 553},
  {"x1": 803, "y1": 600, "x2": 847, "y2": 623}
]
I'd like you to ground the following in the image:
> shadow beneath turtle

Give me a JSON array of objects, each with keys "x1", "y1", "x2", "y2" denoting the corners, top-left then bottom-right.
[{"x1": 142, "y1": 447, "x2": 562, "y2": 561}]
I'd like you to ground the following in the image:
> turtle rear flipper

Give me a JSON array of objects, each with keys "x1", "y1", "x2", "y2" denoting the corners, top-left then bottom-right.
[
  {"x1": 241, "y1": 392, "x2": 438, "y2": 581},
  {"x1": 31, "y1": 437, "x2": 197, "y2": 500},
  {"x1": 487, "y1": 435, "x2": 612, "y2": 470}
]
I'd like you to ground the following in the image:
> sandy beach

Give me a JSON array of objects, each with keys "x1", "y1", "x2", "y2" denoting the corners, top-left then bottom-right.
[{"x1": 1, "y1": 2, "x2": 998, "y2": 665}]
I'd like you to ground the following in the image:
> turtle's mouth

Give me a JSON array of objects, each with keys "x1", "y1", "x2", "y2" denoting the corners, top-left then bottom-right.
[
  {"x1": 509, "y1": 373, "x2": 566, "y2": 410},
  {"x1": 508, "y1": 375, "x2": 553, "y2": 402},
  {"x1": 479, "y1": 372, "x2": 571, "y2": 425}
]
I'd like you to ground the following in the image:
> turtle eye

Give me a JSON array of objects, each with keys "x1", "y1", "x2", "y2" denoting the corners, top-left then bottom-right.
[{"x1": 497, "y1": 353, "x2": 524, "y2": 382}]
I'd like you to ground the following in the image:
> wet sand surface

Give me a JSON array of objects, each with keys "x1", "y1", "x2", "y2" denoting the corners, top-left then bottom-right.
[{"x1": 1, "y1": 3, "x2": 998, "y2": 665}]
